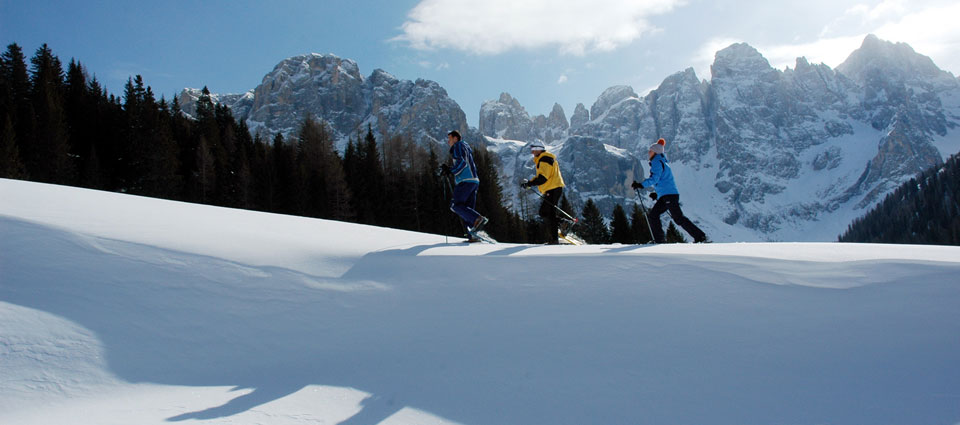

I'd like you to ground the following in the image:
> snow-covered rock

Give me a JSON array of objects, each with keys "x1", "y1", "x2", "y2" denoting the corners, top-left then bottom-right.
[
  {"x1": 484, "y1": 35, "x2": 960, "y2": 242},
  {"x1": 177, "y1": 36, "x2": 960, "y2": 242},
  {"x1": 179, "y1": 53, "x2": 468, "y2": 151}
]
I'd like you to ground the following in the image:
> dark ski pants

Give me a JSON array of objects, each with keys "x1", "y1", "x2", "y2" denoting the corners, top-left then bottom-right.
[
  {"x1": 648, "y1": 194, "x2": 706, "y2": 243},
  {"x1": 451, "y1": 181, "x2": 481, "y2": 228},
  {"x1": 539, "y1": 187, "x2": 563, "y2": 244}
]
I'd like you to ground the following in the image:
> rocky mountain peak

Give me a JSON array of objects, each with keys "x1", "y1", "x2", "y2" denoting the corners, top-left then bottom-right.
[
  {"x1": 711, "y1": 43, "x2": 774, "y2": 79},
  {"x1": 837, "y1": 35, "x2": 957, "y2": 89},
  {"x1": 570, "y1": 103, "x2": 590, "y2": 129},
  {"x1": 498, "y1": 92, "x2": 524, "y2": 109},
  {"x1": 590, "y1": 85, "x2": 639, "y2": 120},
  {"x1": 547, "y1": 103, "x2": 569, "y2": 131},
  {"x1": 368, "y1": 68, "x2": 399, "y2": 86}
]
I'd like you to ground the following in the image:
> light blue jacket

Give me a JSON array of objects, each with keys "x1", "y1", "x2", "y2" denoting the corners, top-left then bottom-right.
[
  {"x1": 641, "y1": 154, "x2": 679, "y2": 196},
  {"x1": 450, "y1": 140, "x2": 480, "y2": 185}
]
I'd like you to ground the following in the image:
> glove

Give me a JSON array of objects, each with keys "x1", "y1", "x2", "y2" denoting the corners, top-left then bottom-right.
[
  {"x1": 440, "y1": 164, "x2": 451, "y2": 175},
  {"x1": 631, "y1": 181, "x2": 643, "y2": 190},
  {"x1": 649, "y1": 192, "x2": 658, "y2": 201},
  {"x1": 520, "y1": 180, "x2": 531, "y2": 189}
]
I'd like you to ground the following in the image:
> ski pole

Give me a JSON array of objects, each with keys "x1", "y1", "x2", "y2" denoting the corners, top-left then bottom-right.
[
  {"x1": 524, "y1": 185, "x2": 578, "y2": 224},
  {"x1": 634, "y1": 188, "x2": 656, "y2": 244}
]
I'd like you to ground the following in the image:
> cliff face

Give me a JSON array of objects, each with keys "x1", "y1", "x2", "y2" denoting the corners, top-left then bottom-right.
[
  {"x1": 181, "y1": 35, "x2": 960, "y2": 241},
  {"x1": 180, "y1": 53, "x2": 467, "y2": 151},
  {"x1": 481, "y1": 35, "x2": 960, "y2": 240}
]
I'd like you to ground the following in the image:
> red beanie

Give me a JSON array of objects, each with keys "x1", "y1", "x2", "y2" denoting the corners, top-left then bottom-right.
[{"x1": 650, "y1": 138, "x2": 666, "y2": 154}]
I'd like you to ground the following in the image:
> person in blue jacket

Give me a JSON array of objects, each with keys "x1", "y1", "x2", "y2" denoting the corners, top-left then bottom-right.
[
  {"x1": 632, "y1": 138, "x2": 707, "y2": 243},
  {"x1": 441, "y1": 130, "x2": 488, "y2": 238}
]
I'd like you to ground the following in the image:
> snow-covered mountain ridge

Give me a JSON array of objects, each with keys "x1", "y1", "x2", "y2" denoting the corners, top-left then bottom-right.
[
  {"x1": 484, "y1": 35, "x2": 960, "y2": 241},
  {"x1": 3, "y1": 178, "x2": 960, "y2": 424},
  {"x1": 179, "y1": 36, "x2": 960, "y2": 242},
  {"x1": 179, "y1": 53, "x2": 468, "y2": 152}
]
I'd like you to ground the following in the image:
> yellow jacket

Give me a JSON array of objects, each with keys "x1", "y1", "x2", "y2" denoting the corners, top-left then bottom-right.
[{"x1": 529, "y1": 151, "x2": 565, "y2": 194}]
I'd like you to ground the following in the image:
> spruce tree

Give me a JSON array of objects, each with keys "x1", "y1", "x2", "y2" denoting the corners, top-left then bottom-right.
[
  {"x1": 421, "y1": 148, "x2": 456, "y2": 235},
  {"x1": 0, "y1": 114, "x2": 27, "y2": 178},
  {"x1": 272, "y1": 132, "x2": 300, "y2": 215},
  {"x1": 472, "y1": 139, "x2": 516, "y2": 241},
  {"x1": 248, "y1": 133, "x2": 275, "y2": 212},
  {"x1": 28, "y1": 44, "x2": 73, "y2": 183},
  {"x1": 665, "y1": 222, "x2": 688, "y2": 243},
  {"x1": 2, "y1": 43, "x2": 33, "y2": 175},
  {"x1": 579, "y1": 199, "x2": 609, "y2": 244},
  {"x1": 610, "y1": 203, "x2": 632, "y2": 244},
  {"x1": 144, "y1": 96, "x2": 182, "y2": 199},
  {"x1": 65, "y1": 60, "x2": 94, "y2": 183},
  {"x1": 629, "y1": 203, "x2": 653, "y2": 244},
  {"x1": 352, "y1": 126, "x2": 385, "y2": 224}
]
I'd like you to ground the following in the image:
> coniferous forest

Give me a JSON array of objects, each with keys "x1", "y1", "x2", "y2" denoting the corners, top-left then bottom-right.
[
  {"x1": 15, "y1": 42, "x2": 953, "y2": 246},
  {"x1": 839, "y1": 152, "x2": 960, "y2": 245},
  {"x1": 0, "y1": 43, "x2": 541, "y2": 242}
]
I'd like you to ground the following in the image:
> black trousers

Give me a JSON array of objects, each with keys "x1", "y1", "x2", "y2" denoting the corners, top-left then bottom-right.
[
  {"x1": 648, "y1": 194, "x2": 706, "y2": 243},
  {"x1": 539, "y1": 187, "x2": 563, "y2": 244}
]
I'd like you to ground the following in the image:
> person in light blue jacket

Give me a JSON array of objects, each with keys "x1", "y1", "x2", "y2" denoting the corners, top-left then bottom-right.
[
  {"x1": 632, "y1": 138, "x2": 707, "y2": 243},
  {"x1": 440, "y1": 130, "x2": 487, "y2": 238}
]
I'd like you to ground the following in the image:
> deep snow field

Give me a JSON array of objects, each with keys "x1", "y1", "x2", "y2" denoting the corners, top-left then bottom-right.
[{"x1": 2, "y1": 178, "x2": 960, "y2": 425}]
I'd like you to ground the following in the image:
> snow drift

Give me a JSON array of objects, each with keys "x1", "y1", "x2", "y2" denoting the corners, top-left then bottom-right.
[{"x1": 1, "y1": 178, "x2": 959, "y2": 424}]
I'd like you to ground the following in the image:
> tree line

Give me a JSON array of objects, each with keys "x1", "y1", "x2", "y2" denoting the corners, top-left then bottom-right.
[
  {"x1": 0, "y1": 42, "x2": 692, "y2": 245},
  {"x1": 839, "y1": 152, "x2": 960, "y2": 245}
]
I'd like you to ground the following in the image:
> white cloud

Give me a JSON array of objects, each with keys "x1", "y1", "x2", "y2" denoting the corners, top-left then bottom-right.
[
  {"x1": 871, "y1": 2, "x2": 960, "y2": 72},
  {"x1": 693, "y1": 1, "x2": 960, "y2": 77},
  {"x1": 557, "y1": 74, "x2": 568, "y2": 84},
  {"x1": 691, "y1": 37, "x2": 741, "y2": 80},
  {"x1": 760, "y1": 36, "x2": 865, "y2": 71},
  {"x1": 394, "y1": 0, "x2": 685, "y2": 55}
]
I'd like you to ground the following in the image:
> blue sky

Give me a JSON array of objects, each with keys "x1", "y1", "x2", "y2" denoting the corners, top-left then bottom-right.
[{"x1": 3, "y1": 0, "x2": 959, "y2": 127}]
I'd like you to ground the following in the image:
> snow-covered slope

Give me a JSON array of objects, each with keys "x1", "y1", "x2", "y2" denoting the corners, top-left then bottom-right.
[{"x1": 2, "y1": 178, "x2": 960, "y2": 424}]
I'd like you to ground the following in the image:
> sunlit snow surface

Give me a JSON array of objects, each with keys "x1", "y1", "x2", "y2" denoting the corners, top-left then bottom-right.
[{"x1": 2, "y1": 178, "x2": 959, "y2": 424}]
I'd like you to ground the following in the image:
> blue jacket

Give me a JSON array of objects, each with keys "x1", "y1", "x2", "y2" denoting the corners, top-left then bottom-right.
[
  {"x1": 641, "y1": 154, "x2": 679, "y2": 196},
  {"x1": 449, "y1": 140, "x2": 480, "y2": 185}
]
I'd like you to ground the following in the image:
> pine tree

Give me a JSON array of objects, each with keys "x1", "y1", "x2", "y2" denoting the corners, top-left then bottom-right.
[
  {"x1": 28, "y1": 44, "x2": 73, "y2": 183},
  {"x1": 382, "y1": 134, "x2": 423, "y2": 229},
  {"x1": 629, "y1": 203, "x2": 653, "y2": 244},
  {"x1": 143, "y1": 96, "x2": 182, "y2": 199},
  {"x1": 296, "y1": 116, "x2": 351, "y2": 220},
  {"x1": 272, "y1": 132, "x2": 300, "y2": 215},
  {"x1": 559, "y1": 195, "x2": 575, "y2": 220},
  {"x1": 665, "y1": 222, "x2": 688, "y2": 243},
  {"x1": 579, "y1": 199, "x2": 609, "y2": 244},
  {"x1": 610, "y1": 203, "x2": 632, "y2": 244},
  {"x1": 0, "y1": 114, "x2": 27, "y2": 178},
  {"x1": 196, "y1": 135, "x2": 216, "y2": 202},
  {"x1": 472, "y1": 139, "x2": 517, "y2": 241},
  {"x1": 2, "y1": 43, "x2": 33, "y2": 179},
  {"x1": 840, "y1": 152, "x2": 960, "y2": 245},
  {"x1": 420, "y1": 148, "x2": 456, "y2": 235},
  {"x1": 79, "y1": 143, "x2": 103, "y2": 189},
  {"x1": 248, "y1": 133, "x2": 275, "y2": 211},
  {"x1": 351, "y1": 126, "x2": 385, "y2": 224},
  {"x1": 64, "y1": 59, "x2": 98, "y2": 186}
]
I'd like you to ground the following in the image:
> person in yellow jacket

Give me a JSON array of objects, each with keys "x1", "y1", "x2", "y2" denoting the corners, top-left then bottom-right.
[{"x1": 521, "y1": 141, "x2": 565, "y2": 244}]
